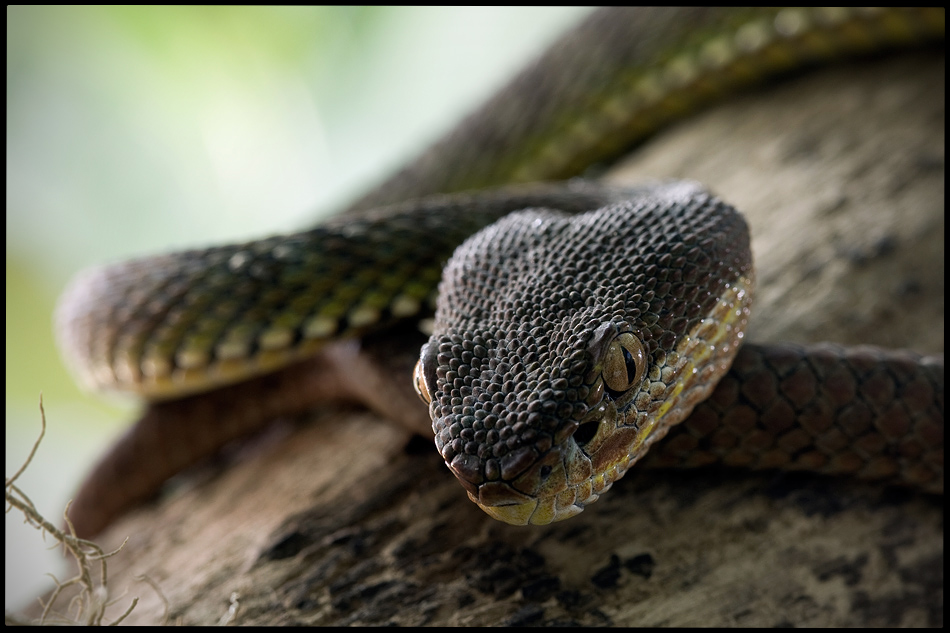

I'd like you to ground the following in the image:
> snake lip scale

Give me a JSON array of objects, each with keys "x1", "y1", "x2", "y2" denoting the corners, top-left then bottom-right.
[{"x1": 54, "y1": 7, "x2": 944, "y2": 538}]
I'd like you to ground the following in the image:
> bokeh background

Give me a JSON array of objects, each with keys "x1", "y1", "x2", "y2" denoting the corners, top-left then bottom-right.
[{"x1": 6, "y1": 6, "x2": 591, "y2": 610}]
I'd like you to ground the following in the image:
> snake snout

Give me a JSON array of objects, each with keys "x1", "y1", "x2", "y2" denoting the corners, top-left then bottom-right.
[
  {"x1": 464, "y1": 445, "x2": 593, "y2": 526},
  {"x1": 439, "y1": 405, "x2": 625, "y2": 526}
]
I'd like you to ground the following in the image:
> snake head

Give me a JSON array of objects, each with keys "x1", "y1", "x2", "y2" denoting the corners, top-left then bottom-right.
[{"x1": 414, "y1": 183, "x2": 753, "y2": 525}]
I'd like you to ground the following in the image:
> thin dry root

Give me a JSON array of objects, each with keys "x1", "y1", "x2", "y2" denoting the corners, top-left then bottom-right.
[{"x1": 3, "y1": 396, "x2": 164, "y2": 625}]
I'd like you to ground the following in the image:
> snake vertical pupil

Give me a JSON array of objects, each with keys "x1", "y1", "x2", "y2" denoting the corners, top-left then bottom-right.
[
  {"x1": 603, "y1": 332, "x2": 647, "y2": 395},
  {"x1": 622, "y1": 347, "x2": 637, "y2": 381},
  {"x1": 573, "y1": 420, "x2": 600, "y2": 447}
]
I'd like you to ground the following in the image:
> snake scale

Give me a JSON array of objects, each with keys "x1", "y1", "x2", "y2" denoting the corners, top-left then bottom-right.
[{"x1": 56, "y1": 7, "x2": 944, "y2": 538}]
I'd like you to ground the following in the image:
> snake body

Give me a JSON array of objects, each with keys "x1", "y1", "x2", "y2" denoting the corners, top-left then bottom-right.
[{"x1": 57, "y1": 8, "x2": 944, "y2": 537}]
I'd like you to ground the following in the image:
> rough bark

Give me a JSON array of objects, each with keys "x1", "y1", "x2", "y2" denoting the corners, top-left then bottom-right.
[{"x1": 26, "y1": 52, "x2": 943, "y2": 626}]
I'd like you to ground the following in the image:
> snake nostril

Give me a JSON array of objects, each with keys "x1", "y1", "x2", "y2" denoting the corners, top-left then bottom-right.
[
  {"x1": 572, "y1": 420, "x2": 600, "y2": 447},
  {"x1": 539, "y1": 465, "x2": 553, "y2": 480}
]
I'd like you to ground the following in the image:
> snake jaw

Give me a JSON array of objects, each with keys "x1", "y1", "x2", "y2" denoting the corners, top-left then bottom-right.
[{"x1": 467, "y1": 441, "x2": 597, "y2": 526}]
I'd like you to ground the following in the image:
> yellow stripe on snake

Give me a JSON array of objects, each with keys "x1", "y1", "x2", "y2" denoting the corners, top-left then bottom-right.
[{"x1": 56, "y1": 8, "x2": 944, "y2": 537}]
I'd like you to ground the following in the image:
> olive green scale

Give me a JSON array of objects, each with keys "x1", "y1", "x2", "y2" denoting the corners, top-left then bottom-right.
[{"x1": 57, "y1": 185, "x2": 631, "y2": 399}]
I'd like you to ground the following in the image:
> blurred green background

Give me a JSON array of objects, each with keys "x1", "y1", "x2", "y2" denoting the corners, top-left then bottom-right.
[{"x1": 6, "y1": 6, "x2": 591, "y2": 611}]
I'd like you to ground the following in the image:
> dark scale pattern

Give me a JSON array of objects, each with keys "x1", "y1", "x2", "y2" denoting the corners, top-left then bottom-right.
[
  {"x1": 650, "y1": 343, "x2": 944, "y2": 493},
  {"x1": 424, "y1": 182, "x2": 752, "y2": 496}
]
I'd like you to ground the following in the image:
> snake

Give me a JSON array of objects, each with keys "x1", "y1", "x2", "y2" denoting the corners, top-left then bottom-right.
[{"x1": 55, "y1": 7, "x2": 944, "y2": 537}]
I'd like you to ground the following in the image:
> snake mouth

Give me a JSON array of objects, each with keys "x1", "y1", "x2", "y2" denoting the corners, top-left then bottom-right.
[
  {"x1": 467, "y1": 441, "x2": 634, "y2": 526},
  {"x1": 464, "y1": 400, "x2": 691, "y2": 525},
  {"x1": 476, "y1": 496, "x2": 583, "y2": 526},
  {"x1": 460, "y1": 415, "x2": 634, "y2": 526}
]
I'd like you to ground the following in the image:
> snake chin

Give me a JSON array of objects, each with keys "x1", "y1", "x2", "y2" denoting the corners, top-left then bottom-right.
[{"x1": 476, "y1": 494, "x2": 586, "y2": 526}]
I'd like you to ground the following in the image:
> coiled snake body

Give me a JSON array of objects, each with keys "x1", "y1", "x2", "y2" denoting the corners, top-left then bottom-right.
[{"x1": 57, "y1": 8, "x2": 944, "y2": 537}]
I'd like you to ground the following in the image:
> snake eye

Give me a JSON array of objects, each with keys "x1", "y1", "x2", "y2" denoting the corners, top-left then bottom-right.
[
  {"x1": 602, "y1": 332, "x2": 647, "y2": 396},
  {"x1": 413, "y1": 359, "x2": 432, "y2": 405}
]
